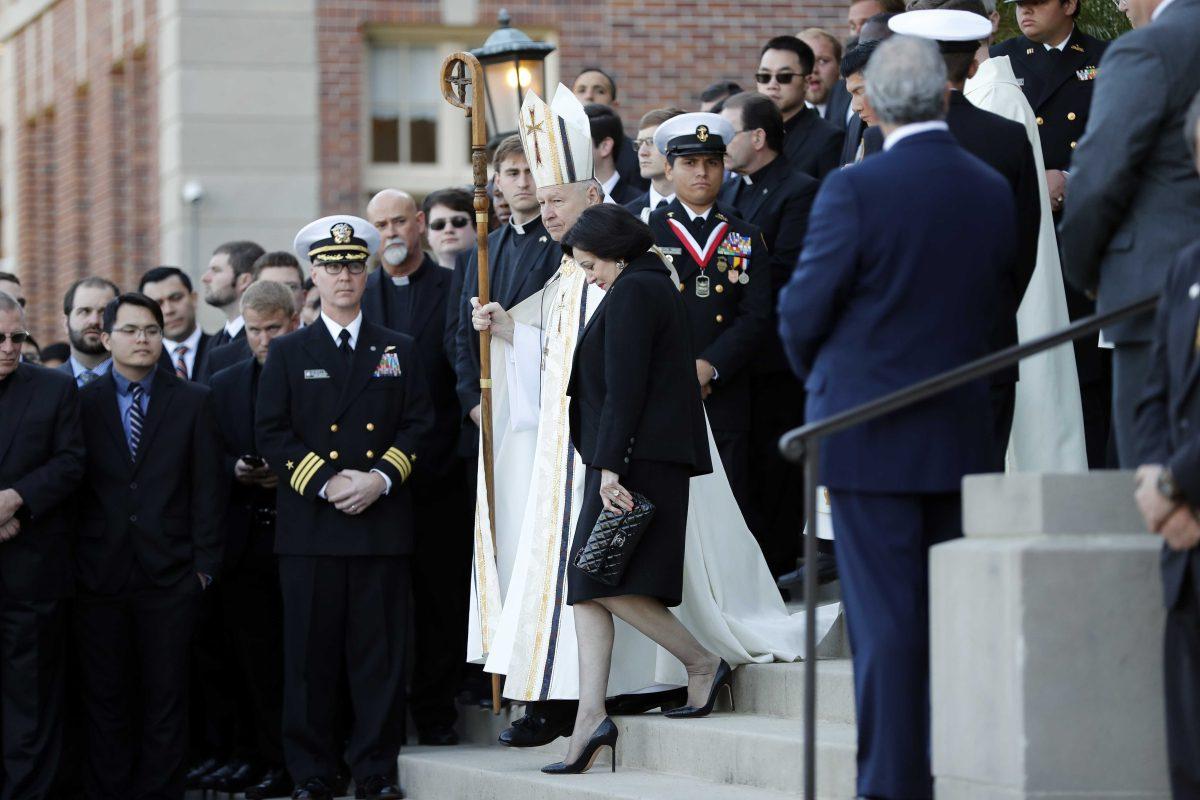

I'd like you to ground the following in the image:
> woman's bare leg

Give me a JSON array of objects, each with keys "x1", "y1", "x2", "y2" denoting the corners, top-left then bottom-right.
[{"x1": 563, "y1": 600, "x2": 615, "y2": 764}]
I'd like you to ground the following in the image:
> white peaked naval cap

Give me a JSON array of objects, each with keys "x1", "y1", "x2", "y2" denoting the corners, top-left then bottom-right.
[
  {"x1": 517, "y1": 84, "x2": 595, "y2": 189},
  {"x1": 888, "y1": 10, "x2": 993, "y2": 49},
  {"x1": 293, "y1": 214, "x2": 381, "y2": 265}
]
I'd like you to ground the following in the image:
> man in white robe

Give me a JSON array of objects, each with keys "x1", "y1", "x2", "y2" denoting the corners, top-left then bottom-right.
[{"x1": 467, "y1": 85, "x2": 835, "y2": 749}]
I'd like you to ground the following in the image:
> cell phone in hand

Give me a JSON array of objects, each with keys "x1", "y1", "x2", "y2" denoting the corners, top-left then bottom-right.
[{"x1": 242, "y1": 455, "x2": 266, "y2": 469}]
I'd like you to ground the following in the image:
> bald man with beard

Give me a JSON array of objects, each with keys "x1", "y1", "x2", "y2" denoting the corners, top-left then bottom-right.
[{"x1": 363, "y1": 189, "x2": 471, "y2": 746}]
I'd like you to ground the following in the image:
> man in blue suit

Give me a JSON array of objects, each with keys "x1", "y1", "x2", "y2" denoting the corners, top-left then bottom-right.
[{"x1": 778, "y1": 36, "x2": 1015, "y2": 799}]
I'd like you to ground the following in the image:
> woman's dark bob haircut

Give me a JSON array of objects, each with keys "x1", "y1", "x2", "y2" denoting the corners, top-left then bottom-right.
[{"x1": 561, "y1": 204, "x2": 654, "y2": 264}]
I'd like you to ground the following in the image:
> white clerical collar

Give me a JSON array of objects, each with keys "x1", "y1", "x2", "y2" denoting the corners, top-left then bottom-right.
[
  {"x1": 814, "y1": 102, "x2": 827, "y2": 118},
  {"x1": 1152, "y1": 0, "x2": 1177, "y2": 20},
  {"x1": 509, "y1": 216, "x2": 537, "y2": 235},
  {"x1": 648, "y1": 185, "x2": 674, "y2": 208},
  {"x1": 679, "y1": 202, "x2": 712, "y2": 223},
  {"x1": 163, "y1": 324, "x2": 203, "y2": 356},
  {"x1": 883, "y1": 121, "x2": 949, "y2": 150},
  {"x1": 320, "y1": 310, "x2": 363, "y2": 349},
  {"x1": 599, "y1": 171, "x2": 620, "y2": 196},
  {"x1": 1044, "y1": 28, "x2": 1073, "y2": 51},
  {"x1": 224, "y1": 315, "x2": 244, "y2": 338}
]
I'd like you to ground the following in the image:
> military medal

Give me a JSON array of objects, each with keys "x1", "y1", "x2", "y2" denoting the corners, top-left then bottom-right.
[
  {"x1": 667, "y1": 216, "x2": 729, "y2": 304},
  {"x1": 739, "y1": 272, "x2": 749, "y2": 285},
  {"x1": 728, "y1": 270, "x2": 739, "y2": 283},
  {"x1": 695, "y1": 274, "x2": 711, "y2": 298},
  {"x1": 717, "y1": 257, "x2": 728, "y2": 272}
]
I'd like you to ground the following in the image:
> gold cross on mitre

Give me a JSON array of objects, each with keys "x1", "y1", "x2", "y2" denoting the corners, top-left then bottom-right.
[{"x1": 521, "y1": 105, "x2": 546, "y2": 166}]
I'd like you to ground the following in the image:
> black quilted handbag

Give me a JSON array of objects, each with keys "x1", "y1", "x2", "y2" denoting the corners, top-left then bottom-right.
[{"x1": 572, "y1": 492, "x2": 656, "y2": 586}]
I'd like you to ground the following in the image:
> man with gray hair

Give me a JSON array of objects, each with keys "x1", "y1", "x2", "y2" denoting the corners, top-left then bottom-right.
[{"x1": 778, "y1": 34, "x2": 1017, "y2": 799}]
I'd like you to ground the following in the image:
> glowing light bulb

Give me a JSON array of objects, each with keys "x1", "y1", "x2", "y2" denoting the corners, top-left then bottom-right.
[{"x1": 506, "y1": 66, "x2": 532, "y2": 89}]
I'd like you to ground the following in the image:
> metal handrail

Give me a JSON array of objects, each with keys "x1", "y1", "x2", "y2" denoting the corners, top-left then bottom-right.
[{"x1": 780, "y1": 292, "x2": 1158, "y2": 800}]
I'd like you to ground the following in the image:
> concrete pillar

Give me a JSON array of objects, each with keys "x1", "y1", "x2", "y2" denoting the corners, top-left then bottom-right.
[{"x1": 931, "y1": 471, "x2": 1170, "y2": 800}]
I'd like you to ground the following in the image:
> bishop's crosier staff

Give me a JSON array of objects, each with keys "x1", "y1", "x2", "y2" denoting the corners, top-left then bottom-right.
[{"x1": 440, "y1": 51, "x2": 503, "y2": 715}]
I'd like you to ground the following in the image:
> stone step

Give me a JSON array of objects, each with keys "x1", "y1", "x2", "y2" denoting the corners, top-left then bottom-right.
[
  {"x1": 613, "y1": 710, "x2": 857, "y2": 798},
  {"x1": 733, "y1": 659, "x2": 857, "y2": 724},
  {"x1": 400, "y1": 744, "x2": 813, "y2": 800}
]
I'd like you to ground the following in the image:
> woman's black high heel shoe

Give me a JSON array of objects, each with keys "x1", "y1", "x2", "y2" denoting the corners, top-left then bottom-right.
[
  {"x1": 663, "y1": 659, "x2": 734, "y2": 719},
  {"x1": 541, "y1": 717, "x2": 619, "y2": 774}
]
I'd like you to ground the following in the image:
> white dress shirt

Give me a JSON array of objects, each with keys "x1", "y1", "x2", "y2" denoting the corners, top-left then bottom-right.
[
  {"x1": 162, "y1": 325, "x2": 203, "y2": 379},
  {"x1": 223, "y1": 315, "x2": 245, "y2": 340},
  {"x1": 648, "y1": 184, "x2": 675, "y2": 210},
  {"x1": 599, "y1": 171, "x2": 621, "y2": 197},
  {"x1": 883, "y1": 121, "x2": 950, "y2": 151}
]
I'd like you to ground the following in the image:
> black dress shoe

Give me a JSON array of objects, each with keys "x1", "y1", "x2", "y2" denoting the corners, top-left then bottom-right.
[
  {"x1": 777, "y1": 552, "x2": 839, "y2": 600},
  {"x1": 664, "y1": 659, "x2": 734, "y2": 719},
  {"x1": 292, "y1": 777, "x2": 334, "y2": 800},
  {"x1": 355, "y1": 774, "x2": 404, "y2": 799},
  {"x1": 201, "y1": 758, "x2": 249, "y2": 790},
  {"x1": 218, "y1": 759, "x2": 261, "y2": 791},
  {"x1": 417, "y1": 725, "x2": 460, "y2": 746},
  {"x1": 541, "y1": 717, "x2": 619, "y2": 774},
  {"x1": 185, "y1": 756, "x2": 221, "y2": 789},
  {"x1": 498, "y1": 711, "x2": 574, "y2": 747},
  {"x1": 244, "y1": 767, "x2": 295, "y2": 800},
  {"x1": 607, "y1": 688, "x2": 688, "y2": 715}
]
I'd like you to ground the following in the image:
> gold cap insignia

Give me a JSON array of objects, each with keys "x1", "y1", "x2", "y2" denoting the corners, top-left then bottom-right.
[
  {"x1": 331, "y1": 222, "x2": 353, "y2": 244},
  {"x1": 696, "y1": 125, "x2": 709, "y2": 143}
]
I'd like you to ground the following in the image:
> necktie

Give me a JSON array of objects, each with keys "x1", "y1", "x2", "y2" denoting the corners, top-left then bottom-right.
[
  {"x1": 338, "y1": 329, "x2": 353, "y2": 365},
  {"x1": 79, "y1": 370, "x2": 97, "y2": 387},
  {"x1": 173, "y1": 344, "x2": 189, "y2": 379},
  {"x1": 655, "y1": 199, "x2": 668, "y2": 210},
  {"x1": 128, "y1": 382, "x2": 146, "y2": 459}
]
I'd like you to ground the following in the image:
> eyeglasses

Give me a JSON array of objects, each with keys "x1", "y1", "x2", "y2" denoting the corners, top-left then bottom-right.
[
  {"x1": 318, "y1": 262, "x2": 367, "y2": 275},
  {"x1": 0, "y1": 331, "x2": 30, "y2": 345},
  {"x1": 633, "y1": 137, "x2": 655, "y2": 151},
  {"x1": 112, "y1": 325, "x2": 163, "y2": 340},
  {"x1": 429, "y1": 216, "x2": 471, "y2": 232},
  {"x1": 755, "y1": 71, "x2": 800, "y2": 85}
]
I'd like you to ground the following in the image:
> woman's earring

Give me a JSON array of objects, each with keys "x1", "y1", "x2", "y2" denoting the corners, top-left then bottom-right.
[{"x1": 617, "y1": 260, "x2": 626, "y2": 271}]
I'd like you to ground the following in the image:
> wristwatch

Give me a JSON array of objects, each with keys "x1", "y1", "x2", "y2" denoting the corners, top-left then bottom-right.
[{"x1": 1157, "y1": 467, "x2": 1183, "y2": 502}]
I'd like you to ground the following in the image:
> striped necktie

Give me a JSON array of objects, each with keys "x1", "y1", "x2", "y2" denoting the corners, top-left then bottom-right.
[
  {"x1": 173, "y1": 344, "x2": 189, "y2": 379},
  {"x1": 128, "y1": 382, "x2": 146, "y2": 459},
  {"x1": 78, "y1": 370, "x2": 97, "y2": 387}
]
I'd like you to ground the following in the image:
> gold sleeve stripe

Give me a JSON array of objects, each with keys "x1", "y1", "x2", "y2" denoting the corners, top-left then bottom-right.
[
  {"x1": 382, "y1": 448, "x2": 413, "y2": 481},
  {"x1": 385, "y1": 447, "x2": 413, "y2": 474},
  {"x1": 292, "y1": 453, "x2": 325, "y2": 495}
]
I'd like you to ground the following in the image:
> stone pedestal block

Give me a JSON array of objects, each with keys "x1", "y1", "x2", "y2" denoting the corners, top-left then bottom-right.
[{"x1": 932, "y1": 471, "x2": 1169, "y2": 800}]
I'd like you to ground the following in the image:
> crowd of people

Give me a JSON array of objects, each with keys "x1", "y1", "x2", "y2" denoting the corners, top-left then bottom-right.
[{"x1": 1, "y1": 0, "x2": 1199, "y2": 796}]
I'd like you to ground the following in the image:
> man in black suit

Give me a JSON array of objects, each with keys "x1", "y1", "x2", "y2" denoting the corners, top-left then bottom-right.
[
  {"x1": 756, "y1": 36, "x2": 844, "y2": 179},
  {"x1": 201, "y1": 241, "x2": 265, "y2": 349},
  {"x1": 140, "y1": 266, "x2": 215, "y2": 382},
  {"x1": 585, "y1": 104, "x2": 643, "y2": 205},
  {"x1": 1132, "y1": 111, "x2": 1200, "y2": 787},
  {"x1": 990, "y1": 0, "x2": 1110, "y2": 466},
  {"x1": 623, "y1": 108, "x2": 686, "y2": 222},
  {"x1": 799, "y1": 28, "x2": 852, "y2": 131},
  {"x1": 838, "y1": 40, "x2": 884, "y2": 166},
  {"x1": 60, "y1": 277, "x2": 119, "y2": 387},
  {"x1": 717, "y1": 92, "x2": 819, "y2": 578},
  {"x1": 208, "y1": 281, "x2": 300, "y2": 800},
  {"x1": 894, "y1": 7, "x2": 1040, "y2": 468},
  {"x1": 366, "y1": 188, "x2": 472, "y2": 747},
  {"x1": 76, "y1": 292, "x2": 225, "y2": 799},
  {"x1": 0, "y1": 291, "x2": 85, "y2": 799},
  {"x1": 451, "y1": 136, "x2": 562, "y2": 454},
  {"x1": 257, "y1": 215, "x2": 433, "y2": 800},
  {"x1": 649, "y1": 112, "x2": 769, "y2": 519},
  {"x1": 202, "y1": 252, "x2": 306, "y2": 383},
  {"x1": 572, "y1": 67, "x2": 648, "y2": 194}
]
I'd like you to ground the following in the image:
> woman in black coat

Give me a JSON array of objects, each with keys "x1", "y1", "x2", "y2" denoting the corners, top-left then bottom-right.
[{"x1": 542, "y1": 204, "x2": 733, "y2": 776}]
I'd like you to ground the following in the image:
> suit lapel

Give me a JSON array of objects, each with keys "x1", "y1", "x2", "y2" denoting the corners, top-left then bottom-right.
[
  {"x1": 335, "y1": 323, "x2": 383, "y2": 419},
  {"x1": 741, "y1": 170, "x2": 778, "y2": 222},
  {"x1": 1032, "y1": 30, "x2": 1089, "y2": 109},
  {"x1": 362, "y1": 270, "x2": 386, "y2": 326},
  {"x1": 0, "y1": 367, "x2": 35, "y2": 468},
  {"x1": 407, "y1": 261, "x2": 444, "y2": 338},
  {"x1": 94, "y1": 374, "x2": 129, "y2": 468},
  {"x1": 503, "y1": 238, "x2": 554, "y2": 309},
  {"x1": 1174, "y1": 295, "x2": 1200, "y2": 411},
  {"x1": 234, "y1": 358, "x2": 257, "y2": 451},
  {"x1": 300, "y1": 321, "x2": 346, "y2": 386},
  {"x1": 132, "y1": 370, "x2": 178, "y2": 473}
]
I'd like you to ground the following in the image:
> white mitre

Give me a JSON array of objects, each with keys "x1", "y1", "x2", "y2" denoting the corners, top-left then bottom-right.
[{"x1": 517, "y1": 83, "x2": 594, "y2": 189}]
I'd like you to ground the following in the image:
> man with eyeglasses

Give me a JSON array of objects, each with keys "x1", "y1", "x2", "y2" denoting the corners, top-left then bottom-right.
[
  {"x1": 756, "y1": 35, "x2": 844, "y2": 179},
  {"x1": 75, "y1": 291, "x2": 225, "y2": 799},
  {"x1": 0, "y1": 289, "x2": 84, "y2": 800},
  {"x1": 60, "y1": 276, "x2": 119, "y2": 388},
  {"x1": 367, "y1": 188, "x2": 471, "y2": 749},
  {"x1": 422, "y1": 188, "x2": 476, "y2": 269},
  {"x1": 624, "y1": 107, "x2": 686, "y2": 222},
  {"x1": 257, "y1": 214, "x2": 433, "y2": 800}
]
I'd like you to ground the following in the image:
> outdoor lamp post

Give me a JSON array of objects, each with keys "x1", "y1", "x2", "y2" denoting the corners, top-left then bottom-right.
[{"x1": 470, "y1": 9, "x2": 556, "y2": 145}]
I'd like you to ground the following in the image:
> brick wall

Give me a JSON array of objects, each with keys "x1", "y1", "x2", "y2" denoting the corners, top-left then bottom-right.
[
  {"x1": 317, "y1": 0, "x2": 848, "y2": 213},
  {"x1": 9, "y1": 0, "x2": 158, "y2": 345}
]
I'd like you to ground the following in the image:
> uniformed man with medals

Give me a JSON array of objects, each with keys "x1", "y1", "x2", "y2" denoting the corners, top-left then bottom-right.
[
  {"x1": 647, "y1": 113, "x2": 770, "y2": 515},
  {"x1": 255, "y1": 215, "x2": 434, "y2": 800}
]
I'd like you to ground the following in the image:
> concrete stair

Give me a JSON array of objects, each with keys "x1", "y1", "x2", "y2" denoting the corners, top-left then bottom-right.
[{"x1": 400, "y1": 652, "x2": 859, "y2": 799}]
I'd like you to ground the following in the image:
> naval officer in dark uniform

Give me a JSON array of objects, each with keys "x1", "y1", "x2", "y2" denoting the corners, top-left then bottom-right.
[
  {"x1": 256, "y1": 215, "x2": 434, "y2": 800},
  {"x1": 989, "y1": 0, "x2": 1110, "y2": 466},
  {"x1": 647, "y1": 112, "x2": 770, "y2": 517}
]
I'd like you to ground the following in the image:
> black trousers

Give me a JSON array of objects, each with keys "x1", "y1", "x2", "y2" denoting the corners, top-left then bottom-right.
[
  {"x1": 409, "y1": 471, "x2": 472, "y2": 733},
  {"x1": 75, "y1": 578, "x2": 200, "y2": 800},
  {"x1": 278, "y1": 556, "x2": 409, "y2": 783},
  {"x1": 988, "y1": 383, "x2": 1017, "y2": 473},
  {"x1": 1165, "y1": 558, "x2": 1200, "y2": 798},
  {"x1": 221, "y1": 546, "x2": 285, "y2": 766},
  {"x1": 0, "y1": 598, "x2": 64, "y2": 800},
  {"x1": 188, "y1": 584, "x2": 242, "y2": 763},
  {"x1": 1112, "y1": 342, "x2": 1154, "y2": 469},
  {"x1": 748, "y1": 370, "x2": 805, "y2": 577}
]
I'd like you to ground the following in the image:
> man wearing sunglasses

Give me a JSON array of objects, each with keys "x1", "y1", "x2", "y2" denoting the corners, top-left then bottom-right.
[
  {"x1": 0, "y1": 289, "x2": 84, "y2": 800},
  {"x1": 367, "y1": 187, "x2": 472, "y2": 749},
  {"x1": 756, "y1": 35, "x2": 844, "y2": 180},
  {"x1": 423, "y1": 188, "x2": 476, "y2": 269}
]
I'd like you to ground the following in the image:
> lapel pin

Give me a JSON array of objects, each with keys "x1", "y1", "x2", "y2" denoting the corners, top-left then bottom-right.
[
  {"x1": 539, "y1": 235, "x2": 548, "y2": 243},
  {"x1": 370, "y1": 345, "x2": 377, "y2": 352},
  {"x1": 1026, "y1": 47, "x2": 1035, "y2": 55},
  {"x1": 1189, "y1": 283, "x2": 1199, "y2": 300}
]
